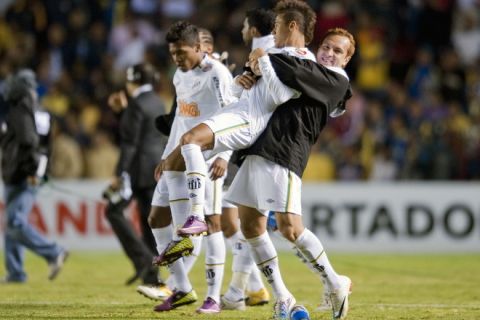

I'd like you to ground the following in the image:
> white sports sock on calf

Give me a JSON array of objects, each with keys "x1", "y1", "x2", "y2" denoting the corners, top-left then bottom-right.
[
  {"x1": 247, "y1": 264, "x2": 265, "y2": 292},
  {"x1": 164, "y1": 171, "x2": 190, "y2": 240},
  {"x1": 227, "y1": 230, "x2": 241, "y2": 248},
  {"x1": 183, "y1": 235, "x2": 203, "y2": 273},
  {"x1": 247, "y1": 232, "x2": 291, "y2": 299},
  {"x1": 294, "y1": 228, "x2": 340, "y2": 291},
  {"x1": 168, "y1": 258, "x2": 192, "y2": 293},
  {"x1": 224, "y1": 271, "x2": 249, "y2": 301},
  {"x1": 205, "y1": 231, "x2": 226, "y2": 303},
  {"x1": 181, "y1": 144, "x2": 207, "y2": 218},
  {"x1": 151, "y1": 225, "x2": 173, "y2": 255},
  {"x1": 225, "y1": 231, "x2": 254, "y2": 301}
]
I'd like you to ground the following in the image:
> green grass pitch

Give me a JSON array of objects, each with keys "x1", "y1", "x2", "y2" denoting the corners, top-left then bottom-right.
[{"x1": 1, "y1": 251, "x2": 479, "y2": 319}]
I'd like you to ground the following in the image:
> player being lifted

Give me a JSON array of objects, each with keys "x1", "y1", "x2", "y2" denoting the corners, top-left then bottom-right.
[
  {"x1": 158, "y1": 6, "x2": 316, "y2": 250},
  {"x1": 221, "y1": 8, "x2": 276, "y2": 309}
]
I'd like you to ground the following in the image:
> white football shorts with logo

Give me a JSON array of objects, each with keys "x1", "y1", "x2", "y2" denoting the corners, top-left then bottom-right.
[
  {"x1": 151, "y1": 157, "x2": 224, "y2": 215},
  {"x1": 203, "y1": 99, "x2": 258, "y2": 155},
  {"x1": 225, "y1": 155, "x2": 302, "y2": 215}
]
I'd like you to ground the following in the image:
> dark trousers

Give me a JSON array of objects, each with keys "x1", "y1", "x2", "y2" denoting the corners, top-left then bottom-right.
[{"x1": 105, "y1": 186, "x2": 159, "y2": 285}]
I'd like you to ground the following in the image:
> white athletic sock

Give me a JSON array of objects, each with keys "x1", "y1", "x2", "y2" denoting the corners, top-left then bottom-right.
[
  {"x1": 294, "y1": 228, "x2": 340, "y2": 291},
  {"x1": 164, "y1": 171, "x2": 190, "y2": 240},
  {"x1": 247, "y1": 264, "x2": 265, "y2": 292},
  {"x1": 164, "y1": 172, "x2": 192, "y2": 292},
  {"x1": 224, "y1": 271, "x2": 249, "y2": 302},
  {"x1": 183, "y1": 235, "x2": 203, "y2": 273},
  {"x1": 230, "y1": 231, "x2": 264, "y2": 292},
  {"x1": 181, "y1": 144, "x2": 207, "y2": 219},
  {"x1": 151, "y1": 225, "x2": 173, "y2": 255},
  {"x1": 205, "y1": 231, "x2": 226, "y2": 303},
  {"x1": 226, "y1": 230, "x2": 242, "y2": 248},
  {"x1": 168, "y1": 258, "x2": 192, "y2": 293},
  {"x1": 247, "y1": 232, "x2": 291, "y2": 299},
  {"x1": 225, "y1": 231, "x2": 253, "y2": 301}
]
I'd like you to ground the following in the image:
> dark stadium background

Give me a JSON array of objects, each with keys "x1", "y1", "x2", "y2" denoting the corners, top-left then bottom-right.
[{"x1": 1, "y1": 0, "x2": 477, "y2": 182}]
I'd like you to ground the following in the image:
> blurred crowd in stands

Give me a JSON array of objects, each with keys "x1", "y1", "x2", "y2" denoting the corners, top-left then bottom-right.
[{"x1": 0, "y1": 0, "x2": 479, "y2": 181}]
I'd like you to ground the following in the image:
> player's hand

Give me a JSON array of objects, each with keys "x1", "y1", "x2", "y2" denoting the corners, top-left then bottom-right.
[
  {"x1": 235, "y1": 73, "x2": 257, "y2": 89},
  {"x1": 154, "y1": 160, "x2": 165, "y2": 181},
  {"x1": 209, "y1": 157, "x2": 228, "y2": 180},
  {"x1": 109, "y1": 176, "x2": 121, "y2": 191},
  {"x1": 249, "y1": 48, "x2": 266, "y2": 62},
  {"x1": 249, "y1": 48, "x2": 266, "y2": 76}
]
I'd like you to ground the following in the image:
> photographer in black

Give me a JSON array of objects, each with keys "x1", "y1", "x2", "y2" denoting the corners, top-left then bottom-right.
[{"x1": 105, "y1": 63, "x2": 170, "y2": 297}]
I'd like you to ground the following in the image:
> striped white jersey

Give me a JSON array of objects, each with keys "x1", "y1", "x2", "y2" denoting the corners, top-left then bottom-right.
[{"x1": 162, "y1": 54, "x2": 236, "y2": 159}]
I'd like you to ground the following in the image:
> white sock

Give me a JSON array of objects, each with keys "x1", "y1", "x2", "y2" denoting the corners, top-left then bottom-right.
[
  {"x1": 205, "y1": 231, "x2": 226, "y2": 303},
  {"x1": 183, "y1": 235, "x2": 203, "y2": 273},
  {"x1": 247, "y1": 232, "x2": 291, "y2": 299},
  {"x1": 294, "y1": 228, "x2": 340, "y2": 291},
  {"x1": 225, "y1": 232, "x2": 253, "y2": 301},
  {"x1": 168, "y1": 258, "x2": 192, "y2": 293},
  {"x1": 164, "y1": 171, "x2": 189, "y2": 238},
  {"x1": 163, "y1": 172, "x2": 192, "y2": 292},
  {"x1": 226, "y1": 230, "x2": 242, "y2": 249},
  {"x1": 247, "y1": 265, "x2": 265, "y2": 292},
  {"x1": 224, "y1": 271, "x2": 249, "y2": 302},
  {"x1": 181, "y1": 144, "x2": 206, "y2": 219},
  {"x1": 151, "y1": 225, "x2": 173, "y2": 255}
]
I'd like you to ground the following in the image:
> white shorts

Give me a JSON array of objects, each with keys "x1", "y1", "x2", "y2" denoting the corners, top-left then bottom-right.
[
  {"x1": 225, "y1": 155, "x2": 302, "y2": 215},
  {"x1": 203, "y1": 102, "x2": 253, "y2": 154},
  {"x1": 222, "y1": 186, "x2": 237, "y2": 209},
  {"x1": 151, "y1": 158, "x2": 225, "y2": 215}
]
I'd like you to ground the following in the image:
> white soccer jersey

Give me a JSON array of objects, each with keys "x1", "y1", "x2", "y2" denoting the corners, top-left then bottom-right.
[
  {"x1": 162, "y1": 54, "x2": 236, "y2": 159},
  {"x1": 204, "y1": 47, "x2": 316, "y2": 153}
]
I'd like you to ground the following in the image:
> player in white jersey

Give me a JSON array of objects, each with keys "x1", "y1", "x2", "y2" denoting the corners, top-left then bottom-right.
[
  {"x1": 148, "y1": 21, "x2": 236, "y2": 314},
  {"x1": 221, "y1": 8, "x2": 276, "y2": 309},
  {"x1": 229, "y1": 19, "x2": 355, "y2": 320},
  {"x1": 160, "y1": 31, "x2": 316, "y2": 243}
]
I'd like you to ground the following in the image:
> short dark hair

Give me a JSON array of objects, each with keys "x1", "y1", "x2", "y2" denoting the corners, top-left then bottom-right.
[
  {"x1": 246, "y1": 8, "x2": 275, "y2": 36},
  {"x1": 275, "y1": 0, "x2": 317, "y2": 45},
  {"x1": 126, "y1": 63, "x2": 160, "y2": 85},
  {"x1": 165, "y1": 20, "x2": 199, "y2": 46}
]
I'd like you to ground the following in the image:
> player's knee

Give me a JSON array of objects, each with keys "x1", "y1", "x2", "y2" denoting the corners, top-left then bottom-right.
[
  {"x1": 206, "y1": 214, "x2": 222, "y2": 233},
  {"x1": 148, "y1": 207, "x2": 171, "y2": 228},
  {"x1": 278, "y1": 224, "x2": 297, "y2": 243},
  {"x1": 180, "y1": 131, "x2": 197, "y2": 146},
  {"x1": 221, "y1": 223, "x2": 236, "y2": 238}
]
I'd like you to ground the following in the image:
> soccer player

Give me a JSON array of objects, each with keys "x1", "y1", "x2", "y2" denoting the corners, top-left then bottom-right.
[
  {"x1": 148, "y1": 21, "x2": 236, "y2": 314},
  {"x1": 222, "y1": 8, "x2": 276, "y2": 309},
  {"x1": 161, "y1": 11, "x2": 316, "y2": 241},
  {"x1": 228, "y1": 25, "x2": 356, "y2": 320}
]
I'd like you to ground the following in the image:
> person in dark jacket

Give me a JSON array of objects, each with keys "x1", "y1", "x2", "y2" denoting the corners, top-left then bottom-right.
[
  {"x1": 1, "y1": 69, "x2": 68, "y2": 283},
  {"x1": 105, "y1": 63, "x2": 170, "y2": 299}
]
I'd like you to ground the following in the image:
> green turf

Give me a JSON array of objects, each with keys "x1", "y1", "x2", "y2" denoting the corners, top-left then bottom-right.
[{"x1": 0, "y1": 251, "x2": 479, "y2": 319}]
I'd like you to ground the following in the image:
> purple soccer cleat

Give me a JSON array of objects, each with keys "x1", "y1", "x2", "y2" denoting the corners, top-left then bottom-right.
[
  {"x1": 153, "y1": 289, "x2": 198, "y2": 312},
  {"x1": 177, "y1": 215, "x2": 208, "y2": 237},
  {"x1": 152, "y1": 238, "x2": 194, "y2": 267},
  {"x1": 196, "y1": 297, "x2": 221, "y2": 314}
]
